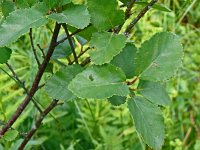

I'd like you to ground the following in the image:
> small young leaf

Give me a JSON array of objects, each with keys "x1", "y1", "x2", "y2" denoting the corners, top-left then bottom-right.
[
  {"x1": 48, "y1": 4, "x2": 90, "y2": 29},
  {"x1": 3, "y1": 129, "x2": 18, "y2": 141},
  {"x1": 68, "y1": 64, "x2": 130, "y2": 99},
  {"x1": 45, "y1": 65, "x2": 84, "y2": 101},
  {"x1": 0, "y1": 4, "x2": 48, "y2": 47},
  {"x1": 128, "y1": 96, "x2": 164, "y2": 149},
  {"x1": 0, "y1": 47, "x2": 12, "y2": 64},
  {"x1": 108, "y1": 95, "x2": 126, "y2": 106},
  {"x1": 87, "y1": 0, "x2": 124, "y2": 31},
  {"x1": 89, "y1": 32, "x2": 126, "y2": 65},
  {"x1": 134, "y1": 32, "x2": 183, "y2": 81},
  {"x1": 138, "y1": 80, "x2": 170, "y2": 106},
  {"x1": 111, "y1": 43, "x2": 137, "y2": 78}
]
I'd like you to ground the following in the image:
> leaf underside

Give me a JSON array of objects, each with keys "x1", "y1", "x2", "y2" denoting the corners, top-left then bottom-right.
[{"x1": 108, "y1": 95, "x2": 126, "y2": 106}]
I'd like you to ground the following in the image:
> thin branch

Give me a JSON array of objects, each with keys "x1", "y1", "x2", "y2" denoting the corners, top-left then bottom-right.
[
  {"x1": 81, "y1": 57, "x2": 91, "y2": 67},
  {"x1": 36, "y1": 83, "x2": 45, "y2": 91},
  {"x1": 115, "y1": 0, "x2": 136, "y2": 33},
  {"x1": 0, "y1": 23, "x2": 61, "y2": 137},
  {"x1": 56, "y1": 24, "x2": 91, "y2": 46},
  {"x1": 125, "y1": 0, "x2": 136, "y2": 19},
  {"x1": 18, "y1": 99, "x2": 60, "y2": 150},
  {"x1": 29, "y1": 28, "x2": 41, "y2": 67},
  {"x1": 37, "y1": 44, "x2": 45, "y2": 58},
  {"x1": 62, "y1": 24, "x2": 78, "y2": 64},
  {"x1": 5, "y1": 63, "x2": 25, "y2": 88},
  {"x1": 5, "y1": 63, "x2": 43, "y2": 113},
  {"x1": 69, "y1": 47, "x2": 90, "y2": 65},
  {"x1": 124, "y1": 0, "x2": 158, "y2": 36}
]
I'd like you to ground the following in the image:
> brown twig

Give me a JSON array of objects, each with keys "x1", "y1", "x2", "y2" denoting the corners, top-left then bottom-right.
[
  {"x1": 18, "y1": 99, "x2": 60, "y2": 150},
  {"x1": 0, "y1": 23, "x2": 61, "y2": 136},
  {"x1": 56, "y1": 24, "x2": 91, "y2": 46},
  {"x1": 62, "y1": 24, "x2": 78, "y2": 64},
  {"x1": 69, "y1": 47, "x2": 90, "y2": 65},
  {"x1": 124, "y1": 0, "x2": 158, "y2": 36},
  {"x1": 36, "y1": 83, "x2": 45, "y2": 91},
  {"x1": 29, "y1": 28, "x2": 41, "y2": 67},
  {"x1": 37, "y1": 44, "x2": 45, "y2": 58},
  {"x1": 81, "y1": 57, "x2": 91, "y2": 67},
  {"x1": 125, "y1": 0, "x2": 136, "y2": 19}
]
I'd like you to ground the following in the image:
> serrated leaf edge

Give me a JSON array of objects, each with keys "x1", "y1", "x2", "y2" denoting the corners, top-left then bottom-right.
[
  {"x1": 68, "y1": 64, "x2": 130, "y2": 99},
  {"x1": 134, "y1": 32, "x2": 184, "y2": 82},
  {"x1": 90, "y1": 32, "x2": 127, "y2": 65}
]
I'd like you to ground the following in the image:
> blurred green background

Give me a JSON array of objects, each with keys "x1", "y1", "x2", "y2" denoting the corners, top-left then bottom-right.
[{"x1": 0, "y1": 0, "x2": 200, "y2": 149}]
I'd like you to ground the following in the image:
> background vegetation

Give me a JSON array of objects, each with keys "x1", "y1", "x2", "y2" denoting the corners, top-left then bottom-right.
[{"x1": 0, "y1": 0, "x2": 199, "y2": 149}]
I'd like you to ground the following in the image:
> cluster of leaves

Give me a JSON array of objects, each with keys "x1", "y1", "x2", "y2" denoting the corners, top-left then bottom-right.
[{"x1": 0, "y1": 0, "x2": 184, "y2": 149}]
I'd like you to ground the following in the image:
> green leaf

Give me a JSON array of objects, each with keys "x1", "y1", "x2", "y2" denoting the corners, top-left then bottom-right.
[
  {"x1": 0, "y1": 4, "x2": 48, "y2": 47},
  {"x1": 68, "y1": 64, "x2": 130, "y2": 99},
  {"x1": 87, "y1": 0, "x2": 124, "y2": 31},
  {"x1": 60, "y1": 0, "x2": 71, "y2": 5},
  {"x1": 75, "y1": 35, "x2": 88, "y2": 46},
  {"x1": 69, "y1": 25, "x2": 97, "y2": 41},
  {"x1": 120, "y1": 0, "x2": 171, "y2": 12},
  {"x1": 195, "y1": 140, "x2": 200, "y2": 150},
  {"x1": 44, "y1": 0, "x2": 60, "y2": 8},
  {"x1": 111, "y1": 43, "x2": 137, "y2": 78},
  {"x1": 45, "y1": 63, "x2": 53, "y2": 73},
  {"x1": 128, "y1": 96, "x2": 164, "y2": 149},
  {"x1": 89, "y1": 32, "x2": 126, "y2": 65},
  {"x1": 15, "y1": 0, "x2": 39, "y2": 8},
  {"x1": 134, "y1": 32, "x2": 183, "y2": 81},
  {"x1": 0, "y1": 144, "x2": 3, "y2": 150},
  {"x1": 48, "y1": 4, "x2": 90, "y2": 29},
  {"x1": 1, "y1": 0, "x2": 15, "y2": 17},
  {"x1": 45, "y1": 65, "x2": 83, "y2": 101},
  {"x1": 135, "y1": 2, "x2": 171, "y2": 12},
  {"x1": 138, "y1": 80, "x2": 170, "y2": 106},
  {"x1": 0, "y1": 47, "x2": 12, "y2": 64},
  {"x1": 3, "y1": 129, "x2": 18, "y2": 141},
  {"x1": 108, "y1": 95, "x2": 126, "y2": 106},
  {"x1": 44, "y1": 0, "x2": 71, "y2": 8}
]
